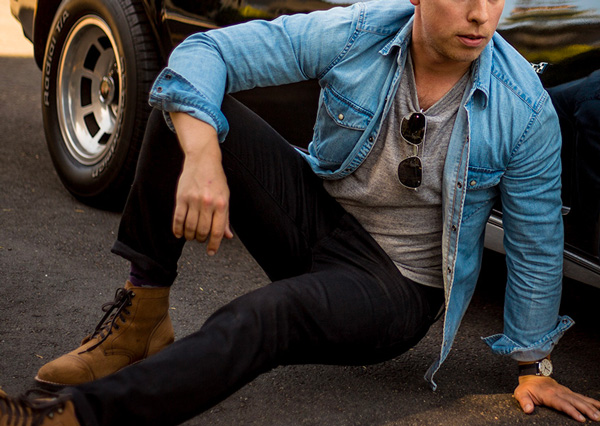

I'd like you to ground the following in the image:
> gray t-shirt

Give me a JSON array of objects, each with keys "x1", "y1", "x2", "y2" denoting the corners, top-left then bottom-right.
[{"x1": 324, "y1": 55, "x2": 470, "y2": 288}]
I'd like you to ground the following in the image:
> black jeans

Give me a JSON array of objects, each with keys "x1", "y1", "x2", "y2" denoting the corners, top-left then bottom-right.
[{"x1": 66, "y1": 96, "x2": 444, "y2": 426}]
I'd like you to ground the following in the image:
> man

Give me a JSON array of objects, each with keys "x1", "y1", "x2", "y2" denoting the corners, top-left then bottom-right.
[{"x1": 2, "y1": 0, "x2": 599, "y2": 424}]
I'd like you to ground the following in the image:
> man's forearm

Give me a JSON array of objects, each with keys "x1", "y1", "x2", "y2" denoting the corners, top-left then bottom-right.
[{"x1": 170, "y1": 112, "x2": 221, "y2": 160}]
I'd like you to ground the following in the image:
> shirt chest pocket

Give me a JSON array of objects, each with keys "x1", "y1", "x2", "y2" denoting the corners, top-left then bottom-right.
[
  {"x1": 311, "y1": 85, "x2": 374, "y2": 167},
  {"x1": 462, "y1": 167, "x2": 503, "y2": 223}
]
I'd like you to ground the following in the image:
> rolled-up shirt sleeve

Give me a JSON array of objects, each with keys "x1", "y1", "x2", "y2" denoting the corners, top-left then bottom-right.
[
  {"x1": 483, "y1": 315, "x2": 573, "y2": 361},
  {"x1": 147, "y1": 4, "x2": 361, "y2": 141},
  {"x1": 149, "y1": 68, "x2": 229, "y2": 140}
]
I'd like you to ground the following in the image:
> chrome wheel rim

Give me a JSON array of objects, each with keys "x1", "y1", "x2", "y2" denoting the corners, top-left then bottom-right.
[{"x1": 57, "y1": 16, "x2": 123, "y2": 166}]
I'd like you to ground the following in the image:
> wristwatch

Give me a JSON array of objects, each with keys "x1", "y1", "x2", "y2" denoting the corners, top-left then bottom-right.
[{"x1": 518, "y1": 357, "x2": 553, "y2": 377}]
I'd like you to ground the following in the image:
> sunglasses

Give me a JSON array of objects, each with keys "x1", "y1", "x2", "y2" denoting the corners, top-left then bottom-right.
[{"x1": 398, "y1": 112, "x2": 426, "y2": 189}]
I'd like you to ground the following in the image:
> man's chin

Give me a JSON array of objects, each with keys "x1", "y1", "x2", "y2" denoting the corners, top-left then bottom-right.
[{"x1": 449, "y1": 47, "x2": 487, "y2": 65}]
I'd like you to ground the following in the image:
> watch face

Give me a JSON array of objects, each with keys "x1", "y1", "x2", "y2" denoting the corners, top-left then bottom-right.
[{"x1": 539, "y1": 358, "x2": 553, "y2": 376}]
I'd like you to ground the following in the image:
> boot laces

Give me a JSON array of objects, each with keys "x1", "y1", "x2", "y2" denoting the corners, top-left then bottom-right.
[
  {"x1": 79, "y1": 287, "x2": 135, "y2": 354},
  {"x1": 0, "y1": 389, "x2": 71, "y2": 426}
]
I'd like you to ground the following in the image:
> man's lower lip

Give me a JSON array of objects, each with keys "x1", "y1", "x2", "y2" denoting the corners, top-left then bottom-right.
[{"x1": 459, "y1": 36, "x2": 484, "y2": 47}]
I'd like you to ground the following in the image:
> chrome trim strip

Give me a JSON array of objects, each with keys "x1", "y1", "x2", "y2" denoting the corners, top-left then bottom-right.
[
  {"x1": 163, "y1": 11, "x2": 220, "y2": 30},
  {"x1": 564, "y1": 251, "x2": 600, "y2": 288}
]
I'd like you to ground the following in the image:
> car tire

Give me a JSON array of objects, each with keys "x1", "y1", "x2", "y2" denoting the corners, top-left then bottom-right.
[{"x1": 41, "y1": 0, "x2": 161, "y2": 209}]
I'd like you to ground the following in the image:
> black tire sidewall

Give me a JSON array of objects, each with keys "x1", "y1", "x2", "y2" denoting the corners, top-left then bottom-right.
[{"x1": 42, "y1": 0, "x2": 144, "y2": 201}]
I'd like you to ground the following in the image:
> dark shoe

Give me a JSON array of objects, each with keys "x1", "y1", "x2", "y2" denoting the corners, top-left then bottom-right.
[
  {"x1": 0, "y1": 388, "x2": 79, "y2": 426},
  {"x1": 36, "y1": 281, "x2": 174, "y2": 387}
]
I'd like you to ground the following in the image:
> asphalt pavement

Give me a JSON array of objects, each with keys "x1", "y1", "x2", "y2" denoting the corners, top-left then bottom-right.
[{"x1": 0, "y1": 3, "x2": 599, "y2": 425}]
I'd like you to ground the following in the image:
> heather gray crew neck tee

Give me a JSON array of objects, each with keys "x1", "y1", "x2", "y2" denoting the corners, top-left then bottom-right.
[{"x1": 324, "y1": 55, "x2": 470, "y2": 288}]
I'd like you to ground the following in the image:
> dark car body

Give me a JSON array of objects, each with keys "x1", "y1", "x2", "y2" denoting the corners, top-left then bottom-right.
[{"x1": 10, "y1": 0, "x2": 600, "y2": 287}]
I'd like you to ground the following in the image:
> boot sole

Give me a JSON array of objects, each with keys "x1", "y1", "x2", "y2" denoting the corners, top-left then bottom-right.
[
  {"x1": 33, "y1": 376, "x2": 69, "y2": 392},
  {"x1": 33, "y1": 358, "x2": 146, "y2": 391}
]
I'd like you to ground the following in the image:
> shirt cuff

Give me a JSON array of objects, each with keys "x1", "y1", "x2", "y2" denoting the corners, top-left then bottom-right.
[
  {"x1": 148, "y1": 68, "x2": 229, "y2": 141},
  {"x1": 481, "y1": 315, "x2": 574, "y2": 362}
]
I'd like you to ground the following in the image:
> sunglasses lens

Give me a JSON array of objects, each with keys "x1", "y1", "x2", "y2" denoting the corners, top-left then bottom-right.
[
  {"x1": 398, "y1": 156, "x2": 422, "y2": 188},
  {"x1": 401, "y1": 112, "x2": 426, "y2": 145}
]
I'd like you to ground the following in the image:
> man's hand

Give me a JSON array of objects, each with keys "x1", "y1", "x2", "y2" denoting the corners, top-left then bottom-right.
[
  {"x1": 170, "y1": 112, "x2": 234, "y2": 255},
  {"x1": 514, "y1": 375, "x2": 600, "y2": 422}
]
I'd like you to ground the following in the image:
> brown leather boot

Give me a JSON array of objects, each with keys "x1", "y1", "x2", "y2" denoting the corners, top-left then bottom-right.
[
  {"x1": 0, "y1": 388, "x2": 79, "y2": 426},
  {"x1": 35, "y1": 281, "x2": 174, "y2": 387}
]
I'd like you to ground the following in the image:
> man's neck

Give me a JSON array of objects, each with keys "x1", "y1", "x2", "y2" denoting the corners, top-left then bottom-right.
[{"x1": 409, "y1": 45, "x2": 472, "y2": 111}]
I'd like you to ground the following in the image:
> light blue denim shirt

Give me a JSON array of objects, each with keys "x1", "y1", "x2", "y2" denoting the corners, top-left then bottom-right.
[{"x1": 149, "y1": 0, "x2": 573, "y2": 388}]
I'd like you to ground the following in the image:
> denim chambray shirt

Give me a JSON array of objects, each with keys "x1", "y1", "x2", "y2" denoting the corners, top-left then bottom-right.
[{"x1": 148, "y1": 0, "x2": 573, "y2": 389}]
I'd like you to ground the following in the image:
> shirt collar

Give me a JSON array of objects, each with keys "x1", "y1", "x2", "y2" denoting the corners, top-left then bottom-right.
[
  {"x1": 380, "y1": 17, "x2": 494, "y2": 109},
  {"x1": 379, "y1": 16, "x2": 414, "y2": 56}
]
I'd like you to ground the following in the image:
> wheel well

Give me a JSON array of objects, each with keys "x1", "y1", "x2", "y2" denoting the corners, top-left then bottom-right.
[{"x1": 33, "y1": 0, "x2": 62, "y2": 68}]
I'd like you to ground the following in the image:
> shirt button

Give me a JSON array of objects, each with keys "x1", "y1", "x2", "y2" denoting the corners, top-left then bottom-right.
[
  {"x1": 457, "y1": 182, "x2": 462, "y2": 189},
  {"x1": 338, "y1": 113, "x2": 344, "y2": 120},
  {"x1": 165, "y1": 74, "x2": 172, "y2": 80},
  {"x1": 451, "y1": 225, "x2": 457, "y2": 232},
  {"x1": 157, "y1": 87, "x2": 162, "y2": 92},
  {"x1": 368, "y1": 136, "x2": 374, "y2": 142},
  {"x1": 470, "y1": 180, "x2": 477, "y2": 186},
  {"x1": 447, "y1": 267, "x2": 452, "y2": 274}
]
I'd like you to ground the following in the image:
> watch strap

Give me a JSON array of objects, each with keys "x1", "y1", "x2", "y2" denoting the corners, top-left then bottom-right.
[{"x1": 518, "y1": 363, "x2": 540, "y2": 376}]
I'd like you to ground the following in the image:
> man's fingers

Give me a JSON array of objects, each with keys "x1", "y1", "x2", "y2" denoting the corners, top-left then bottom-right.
[
  {"x1": 564, "y1": 394, "x2": 600, "y2": 422},
  {"x1": 545, "y1": 387, "x2": 600, "y2": 422},
  {"x1": 172, "y1": 194, "x2": 232, "y2": 255},
  {"x1": 551, "y1": 395, "x2": 587, "y2": 423},
  {"x1": 205, "y1": 202, "x2": 230, "y2": 256},
  {"x1": 191, "y1": 198, "x2": 211, "y2": 242},
  {"x1": 172, "y1": 203, "x2": 187, "y2": 239},
  {"x1": 579, "y1": 394, "x2": 600, "y2": 410},
  {"x1": 514, "y1": 390, "x2": 535, "y2": 414},
  {"x1": 225, "y1": 222, "x2": 234, "y2": 239},
  {"x1": 185, "y1": 209, "x2": 202, "y2": 241}
]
